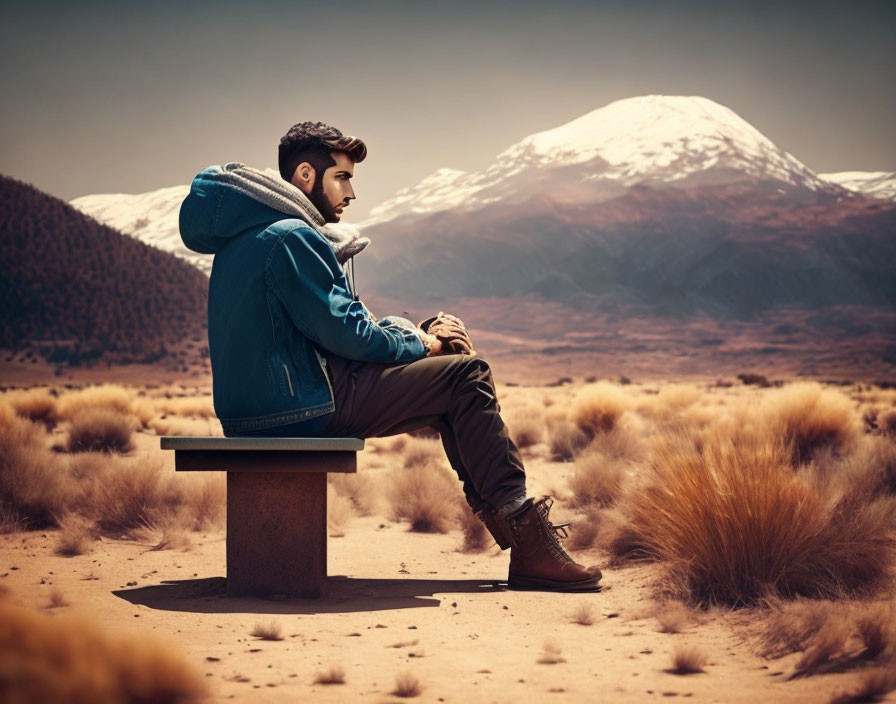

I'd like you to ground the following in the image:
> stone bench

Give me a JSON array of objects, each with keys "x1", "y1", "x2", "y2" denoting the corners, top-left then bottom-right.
[{"x1": 160, "y1": 436, "x2": 364, "y2": 598}]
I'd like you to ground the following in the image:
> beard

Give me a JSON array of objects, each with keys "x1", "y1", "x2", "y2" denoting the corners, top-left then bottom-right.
[{"x1": 309, "y1": 179, "x2": 340, "y2": 223}]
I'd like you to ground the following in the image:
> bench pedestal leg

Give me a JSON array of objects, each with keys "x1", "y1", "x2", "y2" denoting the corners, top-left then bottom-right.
[{"x1": 226, "y1": 471, "x2": 327, "y2": 598}]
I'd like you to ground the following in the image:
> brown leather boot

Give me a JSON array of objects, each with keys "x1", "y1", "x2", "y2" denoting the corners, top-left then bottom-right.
[{"x1": 495, "y1": 497, "x2": 602, "y2": 591}]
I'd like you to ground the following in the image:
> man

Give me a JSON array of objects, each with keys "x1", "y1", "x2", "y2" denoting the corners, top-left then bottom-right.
[{"x1": 179, "y1": 121, "x2": 601, "y2": 591}]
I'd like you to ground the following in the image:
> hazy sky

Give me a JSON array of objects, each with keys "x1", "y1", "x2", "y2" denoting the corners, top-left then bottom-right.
[{"x1": 1, "y1": 0, "x2": 894, "y2": 219}]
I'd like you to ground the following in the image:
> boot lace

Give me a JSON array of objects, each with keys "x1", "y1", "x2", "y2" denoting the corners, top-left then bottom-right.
[{"x1": 534, "y1": 496, "x2": 574, "y2": 563}]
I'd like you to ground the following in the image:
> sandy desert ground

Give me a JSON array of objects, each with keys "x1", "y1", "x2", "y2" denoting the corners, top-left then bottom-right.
[{"x1": 1, "y1": 374, "x2": 895, "y2": 703}]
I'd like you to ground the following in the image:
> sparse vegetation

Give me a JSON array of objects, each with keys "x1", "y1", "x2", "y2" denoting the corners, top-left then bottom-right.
[
  {"x1": 250, "y1": 622, "x2": 284, "y2": 641},
  {"x1": 537, "y1": 640, "x2": 566, "y2": 664},
  {"x1": 313, "y1": 665, "x2": 346, "y2": 685},
  {"x1": 669, "y1": 645, "x2": 707, "y2": 674},
  {"x1": 387, "y1": 458, "x2": 460, "y2": 533},
  {"x1": 618, "y1": 428, "x2": 895, "y2": 604},
  {"x1": 392, "y1": 672, "x2": 422, "y2": 698},
  {"x1": 567, "y1": 449, "x2": 626, "y2": 507},
  {"x1": 67, "y1": 408, "x2": 134, "y2": 453},
  {"x1": 0, "y1": 592, "x2": 206, "y2": 702},
  {"x1": 570, "y1": 602, "x2": 595, "y2": 626},
  {"x1": 54, "y1": 514, "x2": 96, "y2": 556},
  {"x1": 656, "y1": 600, "x2": 691, "y2": 634}
]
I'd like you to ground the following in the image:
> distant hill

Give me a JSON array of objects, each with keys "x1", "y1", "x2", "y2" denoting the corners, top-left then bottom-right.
[{"x1": 0, "y1": 175, "x2": 208, "y2": 368}]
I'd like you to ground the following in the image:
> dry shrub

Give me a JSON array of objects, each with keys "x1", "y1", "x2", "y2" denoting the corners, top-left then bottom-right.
[
  {"x1": 401, "y1": 437, "x2": 443, "y2": 469},
  {"x1": 759, "y1": 599, "x2": 842, "y2": 659},
  {"x1": 796, "y1": 618, "x2": 852, "y2": 673},
  {"x1": 0, "y1": 594, "x2": 206, "y2": 703},
  {"x1": 154, "y1": 396, "x2": 215, "y2": 418},
  {"x1": 6, "y1": 389, "x2": 58, "y2": 428},
  {"x1": 0, "y1": 404, "x2": 69, "y2": 528},
  {"x1": 570, "y1": 602, "x2": 595, "y2": 626},
  {"x1": 148, "y1": 416, "x2": 220, "y2": 437},
  {"x1": 54, "y1": 515, "x2": 96, "y2": 556},
  {"x1": 567, "y1": 508, "x2": 600, "y2": 550},
  {"x1": 537, "y1": 640, "x2": 565, "y2": 664},
  {"x1": 57, "y1": 384, "x2": 135, "y2": 421},
  {"x1": 143, "y1": 527, "x2": 193, "y2": 552},
  {"x1": 392, "y1": 672, "x2": 422, "y2": 698},
  {"x1": 547, "y1": 410, "x2": 590, "y2": 461},
  {"x1": 327, "y1": 487, "x2": 354, "y2": 537},
  {"x1": 669, "y1": 646, "x2": 706, "y2": 674},
  {"x1": 570, "y1": 382, "x2": 628, "y2": 438},
  {"x1": 656, "y1": 600, "x2": 692, "y2": 634},
  {"x1": 388, "y1": 458, "x2": 459, "y2": 533},
  {"x1": 622, "y1": 431, "x2": 895, "y2": 604},
  {"x1": 84, "y1": 456, "x2": 224, "y2": 537},
  {"x1": 250, "y1": 621, "x2": 284, "y2": 641},
  {"x1": 456, "y1": 504, "x2": 489, "y2": 552},
  {"x1": 505, "y1": 403, "x2": 545, "y2": 449},
  {"x1": 67, "y1": 408, "x2": 134, "y2": 453},
  {"x1": 880, "y1": 410, "x2": 896, "y2": 437},
  {"x1": 329, "y1": 472, "x2": 377, "y2": 516},
  {"x1": 313, "y1": 665, "x2": 346, "y2": 685},
  {"x1": 856, "y1": 601, "x2": 896, "y2": 660},
  {"x1": 567, "y1": 449, "x2": 626, "y2": 508},
  {"x1": 764, "y1": 383, "x2": 860, "y2": 465},
  {"x1": 830, "y1": 667, "x2": 896, "y2": 704}
]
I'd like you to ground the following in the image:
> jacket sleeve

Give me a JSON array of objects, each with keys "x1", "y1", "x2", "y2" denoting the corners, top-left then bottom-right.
[{"x1": 266, "y1": 227, "x2": 426, "y2": 363}]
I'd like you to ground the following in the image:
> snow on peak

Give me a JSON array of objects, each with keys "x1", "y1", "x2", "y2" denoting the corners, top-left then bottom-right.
[
  {"x1": 818, "y1": 171, "x2": 896, "y2": 201},
  {"x1": 362, "y1": 95, "x2": 832, "y2": 228}
]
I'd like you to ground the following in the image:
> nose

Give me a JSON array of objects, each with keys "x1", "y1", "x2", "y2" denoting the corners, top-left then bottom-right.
[{"x1": 345, "y1": 180, "x2": 355, "y2": 201}]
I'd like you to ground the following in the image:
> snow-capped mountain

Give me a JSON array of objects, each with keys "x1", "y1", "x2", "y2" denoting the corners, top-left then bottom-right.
[
  {"x1": 70, "y1": 184, "x2": 214, "y2": 273},
  {"x1": 819, "y1": 171, "x2": 896, "y2": 201},
  {"x1": 362, "y1": 95, "x2": 845, "y2": 227}
]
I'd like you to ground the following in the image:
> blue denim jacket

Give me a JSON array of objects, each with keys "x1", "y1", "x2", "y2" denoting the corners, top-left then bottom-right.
[{"x1": 179, "y1": 165, "x2": 425, "y2": 435}]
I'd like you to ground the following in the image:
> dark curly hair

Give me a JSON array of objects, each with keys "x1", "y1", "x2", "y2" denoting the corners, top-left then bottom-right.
[{"x1": 278, "y1": 121, "x2": 367, "y2": 182}]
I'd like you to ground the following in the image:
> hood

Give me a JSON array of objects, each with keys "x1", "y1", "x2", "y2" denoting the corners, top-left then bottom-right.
[{"x1": 179, "y1": 162, "x2": 370, "y2": 263}]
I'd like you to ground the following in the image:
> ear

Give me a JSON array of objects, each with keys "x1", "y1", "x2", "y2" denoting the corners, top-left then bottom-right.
[{"x1": 290, "y1": 161, "x2": 316, "y2": 194}]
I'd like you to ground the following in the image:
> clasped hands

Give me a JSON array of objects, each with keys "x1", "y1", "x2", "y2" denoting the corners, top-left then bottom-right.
[{"x1": 417, "y1": 311, "x2": 475, "y2": 357}]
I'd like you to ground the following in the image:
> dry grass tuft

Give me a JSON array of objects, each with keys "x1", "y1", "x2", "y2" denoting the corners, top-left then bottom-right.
[
  {"x1": 547, "y1": 411, "x2": 590, "y2": 461},
  {"x1": 759, "y1": 599, "x2": 842, "y2": 659},
  {"x1": 313, "y1": 665, "x2": 346, "y2": 685},
  {"x1": 392, "y1": 672, "x2": 422, "y2": 698},
  {"x1": 567, "y1": 449, "x2": 626, "y2": 508},
  {"x1": 656, "y1": 601, "x2": 692, "y2": 634},
  {"x1": 54, "y1": 515, "x2": 97, "y2": 556},
  {"x1": 570, "y1": 602, "x2": 595, "y2": 626},
  {"x1": 7, "y1": 388, "x2": 58, "y2": 428},
  {"x1": 621, "y1": 431, "x2": 895, "y2": 604},
  {"x1": 388, "y1": 458, "x2": 459, "y2": 533},
  {"x1": 0, "y1": 593, "x2": 206, "y2": 702},
  {"x1": 327, "y1": 488, "x2": 354, "y2": 537},
  {"x1": 57, "y1": 384, "x2": 136, "y2": 421},
  {"x1": 764, "y1": 383, "x2": 860, "y2": 465},
  {"x1": 570, "y1": 382, "x2": 628, "y2": 438},
  {"x1": 456, "y1": 504, "x2": 490, "y2": 552},
  {"x1": 329, "y1": 472, "x2": 377, "y2": 516},
  {"x1": 66, "y1": 408, "x2": 134, "y2": 454},
  {"x1": 856, "y1": 602, "x2": 896, "y2": 660},
  {"x1": 830, "y1": 667, "x2": 896, "y2": 704},
  {"x1": 0, "y1": 405, "x2": 69, "y2": 528},
  {"x1": 537, "y1": 640, "x2": 566, "y2": 664},
  {"x1": 505, "y1": 403, "x2": 546, "y2": 449},
  {"x1": 668, "y1": 645, "x2": 707, "y2": 674},
  {"x1": 795, "y1": 618, "x2": 852, "y2": 674},
  {"x1": 250, "y1": 621, "x2": 284, "y2": 641},
  {"x1": 47, "y1": 588, "x2": 68, "y2": 609},
  {"x1": 567, "y1": 509, "x2": 600, "y2": 550},
  {"x1": 401, "y1": 437, "x2": 443, "y2": 469}
]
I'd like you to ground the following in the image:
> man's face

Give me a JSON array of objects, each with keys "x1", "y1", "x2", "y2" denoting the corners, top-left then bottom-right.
[{"x1": 305, "y1": 151, "x2": 356, "y2": 223}]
